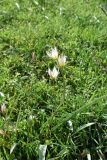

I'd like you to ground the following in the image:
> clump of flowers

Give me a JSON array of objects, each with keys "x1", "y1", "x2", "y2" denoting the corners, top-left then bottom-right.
[{"x1": 47, "y1": 47, "x2": 66, "y2": 80}]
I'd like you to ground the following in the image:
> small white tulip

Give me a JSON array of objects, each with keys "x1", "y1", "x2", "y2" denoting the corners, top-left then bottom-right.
[
  {"x1": 47, "y1": 47, "x2": 58, "y2": 60},
  {"x1": 1, "y1": 103, "x2": 6, "y2": 113},
  {"x1": 58, "y1": 55, "x2": 66, "y2": 67},
  {"x1": 48, "y1": 67, "x2": 59, "y2": 80}
]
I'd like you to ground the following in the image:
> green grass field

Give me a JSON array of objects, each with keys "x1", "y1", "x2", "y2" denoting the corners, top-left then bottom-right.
[{"x1": 0, "y1": 0, "x2": 107, "y2": 159}]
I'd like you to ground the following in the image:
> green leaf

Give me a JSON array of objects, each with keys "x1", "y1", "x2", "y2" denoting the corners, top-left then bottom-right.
[{"x1": 76, "y1": 122, "x2": 95, "y2": 133}]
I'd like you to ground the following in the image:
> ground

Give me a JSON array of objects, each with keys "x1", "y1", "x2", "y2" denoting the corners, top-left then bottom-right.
[{"x1": 0, "y1": 0, "x2": 107, "y2": 159}]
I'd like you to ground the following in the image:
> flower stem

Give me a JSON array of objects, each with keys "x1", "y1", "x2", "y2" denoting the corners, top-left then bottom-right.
[{"x1": 63, "y1": 73, "x2": 66, "y2": 106}]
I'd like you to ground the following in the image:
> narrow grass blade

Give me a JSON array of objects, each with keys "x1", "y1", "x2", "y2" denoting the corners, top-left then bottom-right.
[
  {"x1": 87, "y1": 153, "x2": 91, "y2": 160},
  {"x1": 39, "y1": 144, "x2": 47, "y2": 160},
  {"x1": 10, "y1": 143, "x2": 17, "y2": 154},
  {"x1": 76, "y1": 122, "x2": 95, "y2": 133}
]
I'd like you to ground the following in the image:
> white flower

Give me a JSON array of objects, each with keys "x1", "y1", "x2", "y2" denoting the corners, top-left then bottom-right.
[
  {"x1": 48, "y1": 67, "x2": 59, "y2": 80},
  {"x1": 47, "y1": 47, "x2": 58, "y2": 60},
  {"x1": 58, "y1": 55, "x2": 66, "y2": 67},
  {"x1": 1, "y1": 103, "x2": 6, "y2": 113}
]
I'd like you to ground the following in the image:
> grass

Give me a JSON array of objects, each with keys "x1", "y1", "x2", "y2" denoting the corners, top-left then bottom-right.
[{"x1": 0, "y1": 0, "x2": 107, "y2": 159}]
